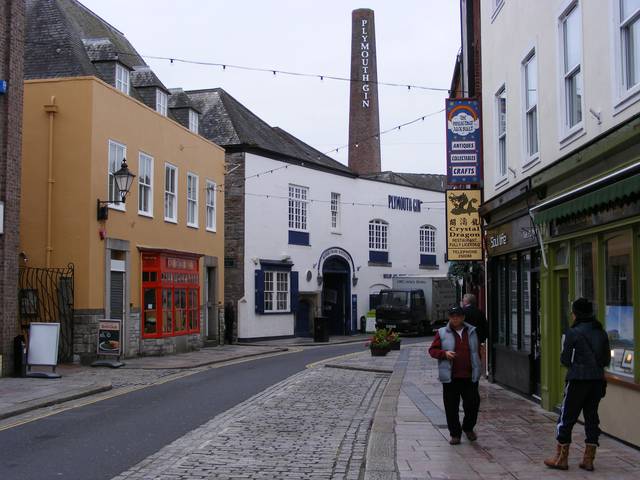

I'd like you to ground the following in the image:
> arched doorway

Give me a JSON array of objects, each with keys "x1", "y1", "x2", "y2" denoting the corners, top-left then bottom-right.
[{"x1": 322, "y1": 256, "x2": 351, "y2": 335}]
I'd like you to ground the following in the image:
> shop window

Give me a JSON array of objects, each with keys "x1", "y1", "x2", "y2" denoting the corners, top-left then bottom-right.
[
  {"x1": 497, "y1": 258, "x2": 508, "y2": 345},
  {"x1": 509, "y1": 255, "x2": 519, "y2": 350},
  {"x1": 604, "y1": 232, "x2": 634, "y2": 377},
  {"x1": 521, "y1": 253, "x2": 532, "y2": 353},
  {"x1": 574, "y1": 240, "x2": 595, "y2": 302},
  {"x1": 141, "y1": 252, "x2": 200, "y2": 338}
]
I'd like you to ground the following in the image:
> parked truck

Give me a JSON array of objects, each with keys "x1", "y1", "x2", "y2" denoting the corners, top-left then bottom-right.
[{"x1": 375, "y1": 276, "x2": 456, "y2": 335}]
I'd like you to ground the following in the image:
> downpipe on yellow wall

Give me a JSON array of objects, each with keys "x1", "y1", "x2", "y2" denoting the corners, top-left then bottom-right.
[{"x1": 44, "y1": 96, "x2": 58, "y2": 268}]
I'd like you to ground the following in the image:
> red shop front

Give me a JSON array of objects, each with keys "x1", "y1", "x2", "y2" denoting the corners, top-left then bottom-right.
[{"x1": 141, "y1": 250, "x2": 201, "y2": 338}]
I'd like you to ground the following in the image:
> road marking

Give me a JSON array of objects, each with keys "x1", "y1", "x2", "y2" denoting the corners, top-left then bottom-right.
[{"x1": 0, "y1": 348, "x2": 301, "y2": 432}]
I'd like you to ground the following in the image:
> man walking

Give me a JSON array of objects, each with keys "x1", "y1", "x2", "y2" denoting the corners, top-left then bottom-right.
[
  {"x1": 429, "y1": 306, "x2": 481, "y2": 445},
  {"x1": 544, "y1": 298, "x2": 611, "y2": 471},
  {"x1": 462, "y1": 293, "x2": 488, "y2": 345}
]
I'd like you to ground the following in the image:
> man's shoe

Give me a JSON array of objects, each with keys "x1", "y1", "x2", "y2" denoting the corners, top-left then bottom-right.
[
  {"x1": 464, "y1": 430, "x2": 478, "y2": 441},
  {"x1": 449, "y1": 436, "x2": 461, "y2": 445}
]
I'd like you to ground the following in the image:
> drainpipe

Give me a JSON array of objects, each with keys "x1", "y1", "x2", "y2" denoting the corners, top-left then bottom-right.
[{"x1": 44, "y1": 97, "x2": 58, "y2": 268}]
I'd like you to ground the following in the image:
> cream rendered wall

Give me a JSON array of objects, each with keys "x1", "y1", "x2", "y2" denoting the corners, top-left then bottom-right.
[{"x1": 482, "y1": 0, "x2": 640, "y2": 201}]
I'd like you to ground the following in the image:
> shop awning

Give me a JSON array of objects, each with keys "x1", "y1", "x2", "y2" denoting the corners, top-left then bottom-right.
[{"x1": 532, "y1": 173, "x2": 640, "y2": 224}]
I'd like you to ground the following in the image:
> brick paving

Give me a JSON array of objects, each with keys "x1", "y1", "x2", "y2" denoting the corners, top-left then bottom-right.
[
  {"x1": 327, "y1": 343, "x2": 640, "y2": 480},
  {"x1": 112, "y1": 367, "x2": 388, "y2": 480}
]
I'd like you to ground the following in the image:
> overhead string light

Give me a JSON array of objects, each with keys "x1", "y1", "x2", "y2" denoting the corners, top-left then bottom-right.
[
  {"x1": 324, "y1": 108, "x2": 445, "y2": 155},
  {"x1": 142, "y1": 55, "x2": 450, "y2": 92}
]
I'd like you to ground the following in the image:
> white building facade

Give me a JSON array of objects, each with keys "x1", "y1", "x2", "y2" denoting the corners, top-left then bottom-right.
[{"x1": 239, "y1": 153, "x2": 447, "y2": 340}]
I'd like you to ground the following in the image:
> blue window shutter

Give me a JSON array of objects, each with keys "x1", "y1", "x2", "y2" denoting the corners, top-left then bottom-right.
[
  {"x1": 290, "y1": 271, "x2": 299, "y2": 313},
  {"x1": 255, "y1": 270, "x2": 265, "y2": 313}
]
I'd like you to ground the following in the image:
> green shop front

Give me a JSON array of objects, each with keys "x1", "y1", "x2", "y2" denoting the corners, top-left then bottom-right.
[{"x1": 533, "y1": 153, "x2": 640, "y2": 447}]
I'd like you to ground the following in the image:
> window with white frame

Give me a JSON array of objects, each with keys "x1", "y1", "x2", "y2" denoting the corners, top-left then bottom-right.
[
  {"x1": 523, "y1": 51, "x2": 539, "y2": 158},
  {"x1": 108, "y1": 140, "x2": 126, "y2": 209},
  {"x1": 561, "y1": 3, "x2": 582, "y2": 129},
  {"x1": 115, "y1": 63, "x2": 130, "y2": 95},
  {"x1": 288, "y1": 184, "x2": 308, "y2": 231},
  {"x1": 187, "y1": 173, "x2": 198, "y2": 227},
  {"x1": 620, "y1": 0, "x2": 640, "y2": 91},
  {"x1": 138, "y1": 152, "x2": 153, "y2": 216},
  {"x1": 496, "y1": 86, "x2": 507, "y2": 179},
  {"x1": 369, "y1": 219, "x2": 388, "y2": 251},
  {"x1": 206, "y1": 180, "x2": 216, "y2": 232},
  {"x1": 264, "y1": 271, "x2": 289, "y2": 312},
  {"x1": 156, "y1": 89, "x2": 168, "y2": 116},
  {"x1": 164, "y1": 164, "x2": 177, "y2": 222},
  {"x1": 331, "y1": 192, "x2": 341, "y2": 230},
  {"x1": 419, "y1": 225, "x2": 436, "y2": 254},
  {"x1": 188, "y1": 110, "x2": 199, "y2": 134}
]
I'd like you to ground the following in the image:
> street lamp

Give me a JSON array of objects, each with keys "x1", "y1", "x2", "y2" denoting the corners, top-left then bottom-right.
[{"x1": 97, "y1": 159, "x2": 136, "y2": 221}]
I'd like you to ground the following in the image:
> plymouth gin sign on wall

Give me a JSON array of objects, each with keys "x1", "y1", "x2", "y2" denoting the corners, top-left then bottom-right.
[{"x1": 446, "y1": 99, "x2": 482, "y2": 185}]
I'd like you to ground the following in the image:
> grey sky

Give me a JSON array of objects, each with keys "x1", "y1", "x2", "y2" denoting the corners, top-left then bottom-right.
[{"x1": 79, "y1": 0, "x2": 460, "y2": 174}]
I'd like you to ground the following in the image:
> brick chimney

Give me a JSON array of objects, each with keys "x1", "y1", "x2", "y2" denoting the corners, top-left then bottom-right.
[{"x1": 348, "y1": 8, "x2": 381, "y2": 174}]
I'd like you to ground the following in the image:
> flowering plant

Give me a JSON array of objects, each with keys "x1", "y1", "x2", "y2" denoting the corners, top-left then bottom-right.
[
  {"x1": 365, "y1": 328, "x2": 391, "y2": 349},
  {"x1": 386, "y1": 330, "x2": 400, "y2": 343}
]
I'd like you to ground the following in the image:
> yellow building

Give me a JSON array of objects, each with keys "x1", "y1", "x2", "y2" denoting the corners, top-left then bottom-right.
[{"x1": 21, "y1": 76, "x2": 225, "y2": 361}]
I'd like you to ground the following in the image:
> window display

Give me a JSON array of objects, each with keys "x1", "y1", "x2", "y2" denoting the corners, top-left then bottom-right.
[{"x1": 604, "y1": 232, "x2": 634, "y2": 377}]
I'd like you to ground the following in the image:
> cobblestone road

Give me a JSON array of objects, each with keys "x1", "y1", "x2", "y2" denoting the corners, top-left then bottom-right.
[{"x1": 112, "y1": 366, "x2": 388, "y2": 480}]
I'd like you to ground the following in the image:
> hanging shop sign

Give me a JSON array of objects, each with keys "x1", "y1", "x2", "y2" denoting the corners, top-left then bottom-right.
[
  {"x1": 446, "y1": 189, "x2": 483, "y2": 261},
  {"x1": 446, "y1": 99, "x2": 482, "y2": 185}
]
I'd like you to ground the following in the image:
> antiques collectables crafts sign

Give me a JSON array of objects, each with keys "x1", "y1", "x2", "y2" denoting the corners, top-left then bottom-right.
[
  {"x1": 446, "y1": 189, "x2": 483, "y2": 261},
  {"x1": 446, "y1": 99, "x2": 481, "y2": 185}
]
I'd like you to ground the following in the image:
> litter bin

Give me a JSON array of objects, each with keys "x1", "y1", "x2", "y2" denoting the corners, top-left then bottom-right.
[
  {"x1": 13, "y1": 335, "x2": 27, "y2": 377},
  {"x1": 313, "y1": 316, "x2": 329, "y2": 342}
]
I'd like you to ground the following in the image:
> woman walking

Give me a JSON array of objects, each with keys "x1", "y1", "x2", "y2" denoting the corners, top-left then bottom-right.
[{"x1": 544, "y1": 298, "x2": 611, "y2": 471}]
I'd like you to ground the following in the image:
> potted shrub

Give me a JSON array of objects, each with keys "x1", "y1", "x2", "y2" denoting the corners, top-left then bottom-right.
[
  {"x1": 387, "y1": 330, "x2": 401, "y2": 350},
  {"x1": 366, "y1": 328, "x2": 391, "y2": 356}
]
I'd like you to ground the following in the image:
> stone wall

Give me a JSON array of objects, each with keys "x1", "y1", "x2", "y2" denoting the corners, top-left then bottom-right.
[
  {"x1": 73, "y1": 309, "x2": 103, "y2": 365},
  {"x1": 223, "y1": 151, "x2": 245, "y2": 342},
  {"x1": 0, "y1": 0, "x2": 24, "y2": 376}
]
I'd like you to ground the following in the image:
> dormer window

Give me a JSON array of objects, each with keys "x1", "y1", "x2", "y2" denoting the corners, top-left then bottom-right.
[
  {"x1": 189, "y1": 109, "x2": 199, "y2": 134},
  {"x1": 156, "y1": 89, "x2": 168, "y2": 116},
  {"x1": 115, "y1": 63, "x2": 130, "y2": 95}
]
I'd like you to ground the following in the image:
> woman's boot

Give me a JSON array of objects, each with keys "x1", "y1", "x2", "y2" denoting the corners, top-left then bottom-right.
[
  {"x1": 579, "y1": 443, "x2": 597, "y2": 471},
  {"x1": 544, "y1": 443, "x2": 570, "y2": 470}
]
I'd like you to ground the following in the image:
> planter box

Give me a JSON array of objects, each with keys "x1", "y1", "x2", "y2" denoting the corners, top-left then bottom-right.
[
  {"x1": 389, "y1": 341, "x2": 401, "y2": 350},
  {"x1": 370, "y1": 346, "x2": 390, "y2": 356}
]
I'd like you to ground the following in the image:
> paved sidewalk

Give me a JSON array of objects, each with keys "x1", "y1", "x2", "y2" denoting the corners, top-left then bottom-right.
[
  {"x1": 328, "y1": 343, "x2": 640, "y2": 480},
  {"x1": 0, "y1": 344, "x2": 287, "y2": 420}
]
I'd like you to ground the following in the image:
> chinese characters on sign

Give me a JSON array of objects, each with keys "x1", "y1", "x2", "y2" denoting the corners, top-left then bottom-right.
[
  {"x1": 446, "y1": 99, "x2": 482, "y2": 185},
  {"x1": 446, "y1": 189, "x2": 483, "y2": 261}
]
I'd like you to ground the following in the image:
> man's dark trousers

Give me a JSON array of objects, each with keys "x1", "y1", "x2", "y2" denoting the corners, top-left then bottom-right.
[
  {"x1": 557, "y1": 379, "x2": 604, "y2": 445},
  {"x1": 443, "y1": 378, "x2": 480, "y2": 437}
]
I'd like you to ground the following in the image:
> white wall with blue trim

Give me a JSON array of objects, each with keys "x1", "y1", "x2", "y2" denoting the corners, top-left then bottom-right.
[{"x1": 237, "y1": 152, "x2": 448, "y2": 340}]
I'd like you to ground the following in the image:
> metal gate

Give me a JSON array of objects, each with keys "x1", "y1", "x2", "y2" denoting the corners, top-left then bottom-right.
[{"x1": 19, "y1": 264, "x2": 75, "y2": 362}]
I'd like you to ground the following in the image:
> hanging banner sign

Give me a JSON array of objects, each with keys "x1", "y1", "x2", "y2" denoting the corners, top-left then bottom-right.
[
  {"x1": 446, "y1": 189, "x2": 483, "y2": 261},
  {"x1": 446, "y1": 99, "x2": 482, "y2": 185}
]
